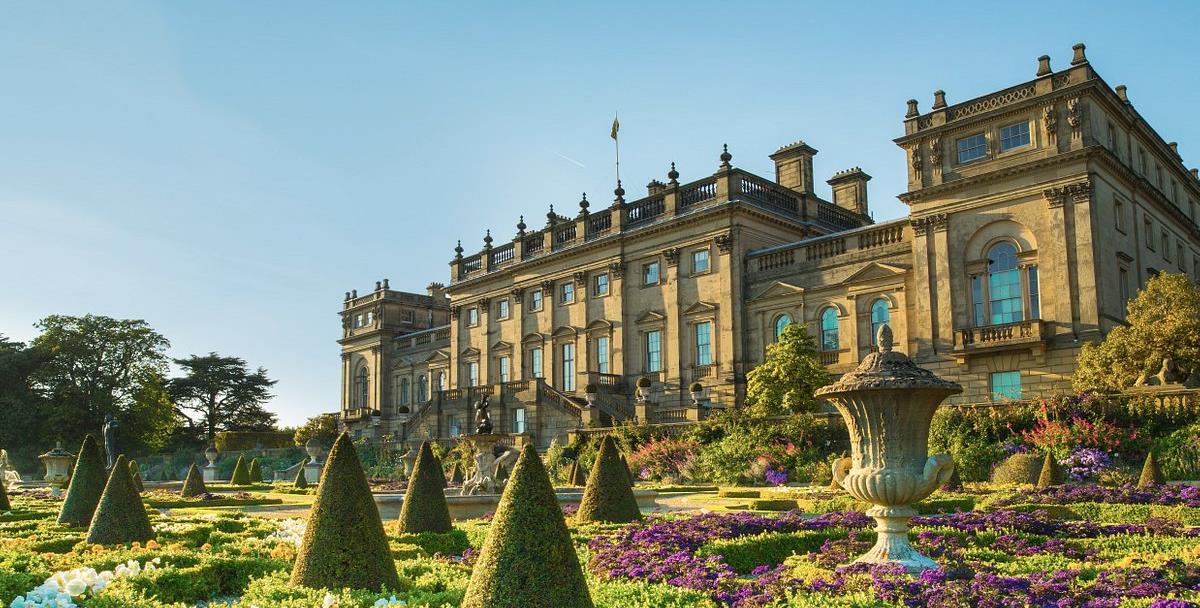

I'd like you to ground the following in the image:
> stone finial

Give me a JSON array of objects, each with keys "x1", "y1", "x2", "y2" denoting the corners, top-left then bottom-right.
[
  {"x1": 719, "y1": 143, "x2": 732, "y2": 169},
  {"x1": 516, "y1": 215, "x2": 526, "y2": 234},
  {"x1": 931, "y1": 90, "x2": 947, "y2": 110},
  {"x1": 1169, "y1": 142, "x2": 1179, "y2": 157},
  {"x1": 905, "y1": 99, "x2": 919, "y2": 118},
  {"x1": 351, "y1": 289, "x2": 358, "y2": 298},
  {"x1": 1070, "y1": 43, "x2": 1087, "y2": 65},
  {"x1": 344, "y1": 291, "x2": 351, "y2": 301},
  {"x1": 483, "y1": 229, "x2": 493, "y2": 248},
  {"x1": 454, "y1": 240, "x2": 464, "y2": 259},
  {"x1": 579, "y1": 193, "x2": 589, "y2": 212},
  {"x1": 1036, "y1": 55, "x2": 1052, "y2": 76},
  {"x1": 877, "y1": 324, "x2": 894, "y2": 353},
  {"x1": 546, "y1": 204, "x2": 556, "y2": 222},
  {"x1": 374, "y1": 281, "x2": 382, "y2": 291},
  {"x1": 613, "y1": 179, "x2": 625, "y2": 205},
  {"x1": 1116, "y1": 85, "x2": 1129, "y2": 103},
  {"x1": 667, "y1": 162, "x2": 679, "y2": 185},
  {"x1": 382, "y1": 278, "x2": 389, "y2": 290}
]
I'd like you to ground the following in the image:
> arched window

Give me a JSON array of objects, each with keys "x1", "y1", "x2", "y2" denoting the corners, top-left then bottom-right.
[
  {"x1": 417, "y1": 374, "x2": 429, "y2": 403},
  {"x1": 354, "y1": 365, "x2": 369, "y2": 408},
  {"x1": 435, "y1": 371, "x2": 447, "y2": 392},
  {"x1": 773, "y1": 314, "x2": 793, "y2": 341},
  {"x1": 820, "y1": 308, "x2": 839, "y2": 351},
  {"x1": 398, "y1": 377, "x2": 409, "y2": 406},
  {"x1": 987, "y1": 242, "x2": 1022, "y2": 324},
  {"x1": 870, "y1": 299, "x2": 890, "y2": 343}
]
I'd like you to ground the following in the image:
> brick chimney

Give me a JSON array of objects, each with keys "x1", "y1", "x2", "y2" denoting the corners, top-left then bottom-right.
[
  {"x1": 770, "y1": 140, "x2": 818, "y2": 194},
  {"x1": 827, "y1": 167, "x2": 871, "y2": 216}
]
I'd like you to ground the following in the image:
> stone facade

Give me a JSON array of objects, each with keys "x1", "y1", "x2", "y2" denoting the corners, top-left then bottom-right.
[{"x1": 339, "y1": 44, "x2": 1200, "y2": 448}]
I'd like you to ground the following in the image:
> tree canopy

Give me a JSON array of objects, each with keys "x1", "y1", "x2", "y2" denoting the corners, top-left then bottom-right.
[
  {"x1": 293, "y1": 413, "x2": 339, "y2": 448},
  {"x1": 1074, "y1": 272, "x2": 1200, "y2": 392},
  {"x1": 170, "y1": 353, "x2": 277, "y2": 443},
  {"x1": 743, "y1": 323, "x2": 829, "y2": 417}
]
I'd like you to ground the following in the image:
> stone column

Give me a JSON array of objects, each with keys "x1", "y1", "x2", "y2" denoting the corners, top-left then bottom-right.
[{"x1": 930, "y1": 216, "x2": 954, "y2": 353}]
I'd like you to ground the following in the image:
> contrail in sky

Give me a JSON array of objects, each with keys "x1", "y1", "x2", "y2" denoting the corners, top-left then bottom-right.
[{"x1": 557, "y1": 153, "x2": 586, "y2": 168}]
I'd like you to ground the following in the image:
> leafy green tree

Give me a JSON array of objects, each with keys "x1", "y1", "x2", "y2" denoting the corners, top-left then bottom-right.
[
  {"x1": 293, "y1": 413, "x2": 339, "y2": 448},
  {"x1": 30, "y1": 315, "x2": 172, "y2": 458},
  {"x1": 169, "y1": 353, "x2": 277, "y2": 443},
  {"x1": 743, "y1": 323, "x2": 829, "y2": 416},
  {"x1": 1075, "y1": 272, "x2": 1200, "y2": 392},
  {"x1": 0, "y1": 335, "x2": 53, "y2": 471}
]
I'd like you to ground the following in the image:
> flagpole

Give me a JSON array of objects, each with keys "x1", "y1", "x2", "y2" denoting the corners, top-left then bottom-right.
[{"x1": 614, "y1": 112, "x2": 621, "y2": 186}]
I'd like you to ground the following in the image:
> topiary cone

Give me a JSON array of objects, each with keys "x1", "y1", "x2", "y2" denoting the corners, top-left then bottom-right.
[
  {"x1": 294, "y1": 457, "x2": 310, "y2": 489},
  {"x1": 621, "y1": 454, "x2": 634, "y2": 487},
  {"x1": 86, "y1": 454, "x2": 155, "y2": 545},
  {"x1": 128, "y1": 460, "x2": 144, "y2": 493},
  {"x1": 461, "y1": 444, "x2": 593, "y2": 608},
  {"x1": 569, "y1": 459, "x2": 587, "y2": 486},
  {"x1": 290, "y1": 432, "x2": 399, "y2": 591},
  {"x1": 1037, "y1": 452, "x2": 1062, "y2": 488},
  {"x1": 0, "y1": 472, "x2": 10, "y2": 511},
  {"x1": 439, "y1": 454, "x2": 449, "y2": 489},
  {"x1": 249, "y1": 458, "x2": 263, "y2": 483},
  {"x1": 181, "y1": 463, "x2": 208, "y2": 498},
  {"x1": 1138, "y1": 451, "x2": 1166, "y2": 487},
  {"x1": 576, "y1": 436, "x2": 642, "y2": 524},
  {"x1": 59, "y1": 435, "x2": 106, "y2": 526},
  {"x1": 230, "y1": 455, "x2": 251, "y2": 485},
  {"x1": 397, "y1": 441, "x2": 452, "y2": 534}
]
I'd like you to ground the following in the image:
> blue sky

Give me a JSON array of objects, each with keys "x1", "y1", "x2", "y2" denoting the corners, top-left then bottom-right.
[{"x1": 2, "y1": 1, "x2": 1198, "y2": 426}]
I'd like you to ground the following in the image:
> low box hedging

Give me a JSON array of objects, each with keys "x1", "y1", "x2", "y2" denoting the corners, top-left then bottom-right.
[
  {"x1": 1005, "y1": 501, "x2": 1200, "y2": 525},
  {"x1": 697, "y1": 529, "x2": 854, "y2": 573},
  {"x1": 748, "y1": 499, "x2": 800, "y2": 511},
  {"x1": 143, "y1": 496, "x2": 283, "y2": 509},
  {"x1": 393, "y1": 528, "x2": 471, "y2": 557},
  {"x1": 653, "y1": 485, "x2": 719, "y2": 493},
  {"x1": 717, "y1": 488, "x2": 762, "y2": 498}
]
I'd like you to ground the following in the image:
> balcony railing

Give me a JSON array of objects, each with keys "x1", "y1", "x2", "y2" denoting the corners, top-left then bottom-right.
[
  {"x1": 954, "y1": 320, "x2": 1046, "y2": 356},
  {"x1": 341, "y1": 408, "x2": 379, "y2": 422},
  {"x1": 820, "y1": 351, "x2": 840, "y2": 366},
  {"x1": 691, "y1": 364, "x2": 716, "y2": 382}
]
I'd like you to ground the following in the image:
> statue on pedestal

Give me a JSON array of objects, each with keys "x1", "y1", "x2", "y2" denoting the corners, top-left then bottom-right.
[
  {"x1": 474, "y1": 395, "x2": 493, "y2": 435},
  {"x1": 103, "y1": 415, "x2": 118, "y2": 470}
]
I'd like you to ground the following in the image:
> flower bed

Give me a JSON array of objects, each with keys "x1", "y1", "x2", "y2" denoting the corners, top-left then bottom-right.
[{"x1": 141, "y1": 491, "x2": 284, "y2": 509}]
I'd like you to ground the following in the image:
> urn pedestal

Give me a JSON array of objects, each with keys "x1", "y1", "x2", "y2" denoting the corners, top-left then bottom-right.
[
  {"x1": 39, "y1": 443, "x2": 75, "y2": 498},
  {"x1": 816, "y1": 325, "x2": 961, "y2": 573},
  {"x1": 202, "y1": 446, "x2": 220, "y2": 482},
  {"x1": 304, "y1": 438, "x2": 325, "y2": 484}
]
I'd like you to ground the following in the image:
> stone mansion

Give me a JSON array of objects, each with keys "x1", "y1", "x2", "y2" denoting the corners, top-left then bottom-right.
[{"x1": 338, "y1": 44, "x2": 1200, "y2": 448}]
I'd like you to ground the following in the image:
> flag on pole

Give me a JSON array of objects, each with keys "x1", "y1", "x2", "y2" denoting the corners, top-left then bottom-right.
[{"x1": 610, "y1": 115, "x2": 620, "y2": 140}]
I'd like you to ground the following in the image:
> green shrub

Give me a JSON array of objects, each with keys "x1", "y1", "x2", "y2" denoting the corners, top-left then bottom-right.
[
  {"x1": 576, "y1": 436, "x2": 641, "y2": 524},
  {"x1": 749, "y1": 499, "x2": 799, "y2": 511},
  {"x1": 230, "y1": 455, "x2": 251, "y2": 485},
  {"x1": 128, "y1": 459, "x2": 144, "y2": 493},
  {"x1": 294, "y1": 458, "x2": 309, "y2": 489},
  {"x1": 1155, "y1": 422, "x2": 1200, "y2": 479},
  {"x1": 718, "y1": 488, "x2": 762, "y2": 498},
  {"x1": 214, "y1": 430, "x2": 294, "y2": 451},
  {"x1": 928, "y1": 407, "x2": 1011, "y2": 481},
  {"x1": 248, "y1": 458, "x2": 263, "y2": 483},
  {"x1": 1037, "y1": 452, "x2": 1063, "y2": 488},
  {"x1": 180, "y1": 463, "x2": 208, "y2": 498},
  {"x1": 59, "y1": 434, "x2": 106, "y2": 526},
  {"x1": 395, "y1": 528, "x2": 471, "y2": 557},
  {"x1": 570, "y1": 460, "x2": 587, "y2": 486},
  {"x1": 0, "y1": 480, "x2": 9, "y2": 512},
  {"x1": 698, "y1": 529, "x2": 847, "y2": 573},
  {"x1": 461, "y1": 444, "x2": 593, "y2": 608},
  {"x1": 86, "y1": 454, "x2": 155, "y2": 545},
  {"x1": 290, "y1": 432, "x2": 399, "y2": 591},
  {"x1": 1139, "y1": 451, "x2": 1166, "y2": 487},
  {"x1": 991, "y1": 452, "x2": 1043, "y2": 485},
  {"x1": 397, "y1": 441, "x2": 452, "y2": 534}
]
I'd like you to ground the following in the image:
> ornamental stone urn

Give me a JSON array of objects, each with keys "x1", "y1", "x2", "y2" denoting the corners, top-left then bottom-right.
[
  {"x1": 39, "y1": 442, "x2": 75, "y2": 497},
  {"x1": 815, "y1": 324, "x2": 961, "y2": 573},
  {"x1": 203, "y1": 446, "x2": 220, "y2": 482},
  {"x1": 304, "y1": 437, "x2": 326, "y2": 484}
]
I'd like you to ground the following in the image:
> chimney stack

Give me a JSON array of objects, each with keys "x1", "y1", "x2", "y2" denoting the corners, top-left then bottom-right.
[
  {"x1": 1036, "y1": 55, "x2": 1052, "y2": 76},
  {"x1": 770, "y1": 141, "x2": 818, "y2": 194},
  {"x1": 827, "y1": 167, "x2": 872, "y2": 216}
]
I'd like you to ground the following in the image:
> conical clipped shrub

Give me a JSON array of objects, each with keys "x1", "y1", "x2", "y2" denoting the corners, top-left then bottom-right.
[
  {"x1": 439, "y1": 454, "x2": 449, "y2": 489},
  {"x1": 461, "y1": 444, "x2": 593, "y2": 608},
  {"x1": 181, "y1": 463, "x2": 208, "y2": 498},
  {"x1": 294, "y1": 458, "x2": 310, "y2": 489},
  {"x1": 249, "y1": 458, "x2": 263, "y2": 483},
  {"x1": 291, "y1": 432, "x2": 399, "y2": 591},
  {"x1": 576, "y1": 436, "x2": 642, "y2": 524},
  {"x1": 0, "y1": 474, "x2": 10, "y2": 511},
  {"x1": 59, "y1": 435, "x2": 106, "y2": 526},
  {"x1": 1138, "y1": 451, "x2": 1166, "y2": 487},
  {"x1": 1036, "y1": 452, "x2": 1062, "y2": 488},
  {"x1": 449, "y1": 461, "x2": 464, "y2": 484},
  {"x1": 397, "y1": 441, "x2": 452, "y2": 534},
  {"x1": 230, "y1": 455, "x2": 251, "y2": 485},
  {"x1": 128, "y1": 460, "x2": 144, "y2": 493},
  {"x1": 621, "y1": 454, "x2": 634, "y2": 487},
  {"x1": 569, "y1": 460, "x2": 587, "y2": 486},
  {"x1": 86, "y1": 455, "x2": 155, "y2": 545}
]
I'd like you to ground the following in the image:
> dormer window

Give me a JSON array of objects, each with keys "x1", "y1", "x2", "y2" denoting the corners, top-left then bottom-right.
[
  {"x1": 999, "y1": 122, "x2": 1030, "y2": 152},
  {"x1": 957, "y1": 133, "x2": 987, "y2": 164}
]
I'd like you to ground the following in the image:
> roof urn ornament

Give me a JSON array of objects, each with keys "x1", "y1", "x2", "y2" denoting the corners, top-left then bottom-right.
[
  {"x1": 483, "y1": 229, "x2": 493, "y2": 250},
  {"x1": 578, "y1": 193, "x2": 590, "y2": 216},
  {"x1": 719, "y1": 144, "x2": 732, "y2": 169},
  {"x1": 815, "y1": 324, "x2": 962, "y2": 573},
  {"x1": 667, "y1": 162, "x2": 679, "y2": 186},
  {"x1": 516, "y1": 215, "x2": 526, "y2": 236},
  {"x1": 454, "y1": 240, "x2": 464, "y2": 260}
]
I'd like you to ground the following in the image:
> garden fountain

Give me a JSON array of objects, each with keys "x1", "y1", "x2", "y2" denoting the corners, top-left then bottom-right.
[
  {"x1": 816, "y1": 324, "x2": 961, "y2": 572},
  {"x1": 458, "y1": 394, "x2": 518, "y2": 496}
]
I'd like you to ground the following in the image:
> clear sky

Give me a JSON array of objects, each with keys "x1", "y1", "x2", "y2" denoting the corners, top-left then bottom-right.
[{"x1": 2, "y1": 1, "x2": 1198, "y2": 426}]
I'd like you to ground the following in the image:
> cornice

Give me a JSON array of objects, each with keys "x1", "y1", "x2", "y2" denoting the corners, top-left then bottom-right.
[{"x1": 898, "y1": 146, "x2": 1095, "y2": 204}]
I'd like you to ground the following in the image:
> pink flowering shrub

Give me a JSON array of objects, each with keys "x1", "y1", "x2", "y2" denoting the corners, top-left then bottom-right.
[{"x1": 628, "y1": 438, "x2": 700, "y2": 482}]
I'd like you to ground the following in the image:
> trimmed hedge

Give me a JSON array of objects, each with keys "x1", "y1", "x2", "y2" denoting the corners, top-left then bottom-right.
[
  {"x1": 129, "y1": 459, "x2": 145, "y2": 493},
  {"x1": 576, "y1": 436, "x2": 641, "y2": 524},
  {"x1": 58, "y1": 434, "x2": 106, "y2": 526},
  {"x1": 697, "y1": 529, "x2": 850, "y2": 574},
  {"x1": 1037, "y1": 452, "x2": 1063, "y2": 488},
  {"x1": 294, "y1": 458, "x2": 309, "y2": 489},
  {"x1": 569, "y1": 460, "x2": 587, "y2": 486},
  {"x1": 290, "y1": 432, "x2": 399, "y2": 591},
  {"x1": 145, "y1": 497, "x2": 283, "y2": 509},
  {"x1": 0, "y1": 473, "x2": 9, "y2": 512},
  {"x1": 397, "y1": 441, "x2": 452, "y2": 534},
  {"x1": 749, "y1": 499, "x2": 800, "y2": 511},
  {"x1": 1139, "y1": 452, "x2": 1166, "y2": 487},
  {"x1": 86, "y1": 454, "x2": 155, "y2": 545},
  {"x1": 230, "y1": 456, "x2": 251, "y2": 485},
  {"x1": 718, "y1": 488, "x2": 762, "y2": 499},
  {"x1": 248, "y1": 458, "x2": 263, "y2": 484},
  {"x1": 461, "y1": 444, "x2": 593, "y2": 608},
  {"x1": 1006, "y1": 501, "x2": 1200, "y2": 526},
  {"x1": 181, "y1": 463, "x2": 208, "y2": 498},
  {"x1": 991, "y1": 452, "x2": 1043, "y2": 485}
]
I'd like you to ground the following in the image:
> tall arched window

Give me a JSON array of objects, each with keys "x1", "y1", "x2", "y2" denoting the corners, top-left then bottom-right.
[
  {"x1": 870, "y1": 299, "x2": 890, "y2": 343},
  {"x1": 773, "y1": 314, "x2": 793, "y2": 341},
  {"x1": 417, "y1": 374, "x2": 429, "y2": 403},
  {"x1": 354, "y1": 365, "x2": 369, "y2": 408},
  {"x1": 398, "y1": 377, "x2": 409, "y2": 406},
  {"x1": 987, "y1": 242, "x2": 1022, "y2": 324},
  {"x1": 820, "y1": 308, "x2": 839, "y2": 351}
]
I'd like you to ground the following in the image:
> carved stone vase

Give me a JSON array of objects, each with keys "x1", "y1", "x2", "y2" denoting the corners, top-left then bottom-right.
[{"x1": 815, "y1": 324, "x2": 961, "y2": 572}]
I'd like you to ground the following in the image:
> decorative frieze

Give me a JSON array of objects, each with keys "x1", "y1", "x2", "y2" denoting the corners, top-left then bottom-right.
[
  {"x1": 1043, "y1": 180, "x2": 1092, "y2": 208},
  {"x1": 910, "y1": 213, "x2": 948, "y2": 236},
  {"x1": 910, "y1": 144, "x2": 922, "y2": 174},
  {"x1": 715, "y1": 233, "x2": 733, "y2": 253},
  {"x1": 573, "y1": 271, "x2": 587, "y2": 287},
  {"x1": 1067, "y1": 97, "x2": 1082, "y2": 138},
  {"x1": 608, "y1": 261, "x2": 626, "y2": 279},
  {"x1": 663, "y1": 247, "x2": 680, "y2": 267},
  {"x1": 510, "y1": 287, "x2": 524, "y2": 302},
  {"x1": 1043, "y1": 104, "x2": 1057, "y2": 145}
]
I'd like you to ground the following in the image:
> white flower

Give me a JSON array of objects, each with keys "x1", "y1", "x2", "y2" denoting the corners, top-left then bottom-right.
[{"x1": 322, "y1": 593, "x2": 338, "y2": 608}]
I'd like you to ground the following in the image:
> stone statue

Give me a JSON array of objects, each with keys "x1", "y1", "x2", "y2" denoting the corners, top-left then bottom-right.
[
  {"x1": 474, "y1": 395, "x2": 494, "y2": 435},
  {"x1": 1156, "y1": 357, "x2": 1182, "y2": 386},
  {"x1": 103, "y1": 414, "x2": 118, "y2": 470},
  {"x1": 460, "y1": 443, "x2": 519, "y2": 496}
]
